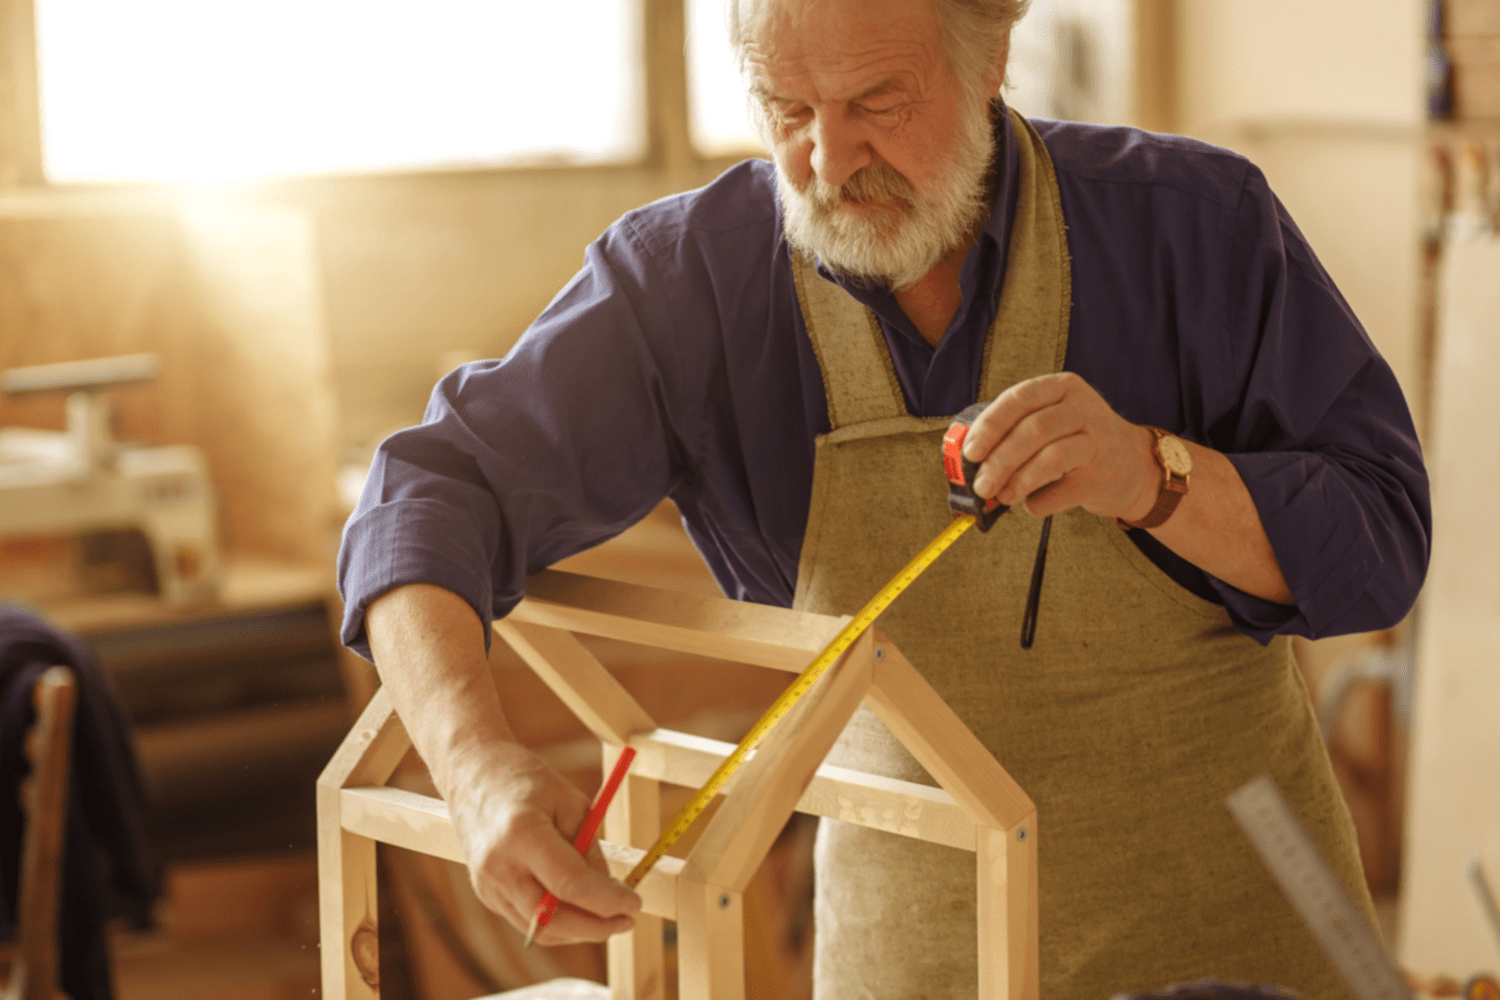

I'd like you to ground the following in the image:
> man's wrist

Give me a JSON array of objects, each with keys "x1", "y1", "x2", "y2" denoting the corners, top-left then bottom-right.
[{"x1": 1120, "y1": 424, "x2": 1162, "y2": 524}]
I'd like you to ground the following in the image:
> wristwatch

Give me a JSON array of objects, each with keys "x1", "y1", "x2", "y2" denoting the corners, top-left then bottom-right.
[{"x1": 1119, "y1": 426, "x2": 1192, "y2": 530}]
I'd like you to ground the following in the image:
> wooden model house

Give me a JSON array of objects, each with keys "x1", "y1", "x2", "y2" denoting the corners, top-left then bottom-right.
[{"x1": 317, "y1": 569, "x2": 1040, "y2": 1000}]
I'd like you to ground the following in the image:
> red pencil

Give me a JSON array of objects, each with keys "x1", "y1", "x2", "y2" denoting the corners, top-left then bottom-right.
[{"x1": 524, "y1": 745, "x2": 637, "y2": 948}]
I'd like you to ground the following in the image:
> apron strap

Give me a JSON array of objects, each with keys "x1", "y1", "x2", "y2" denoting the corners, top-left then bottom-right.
[
  {"x1": 791, "y1": 253, "x2": 908, "y2": 428},
  {"x1": 979, "y1": 108, "x2": 1072, "y2": 400}
]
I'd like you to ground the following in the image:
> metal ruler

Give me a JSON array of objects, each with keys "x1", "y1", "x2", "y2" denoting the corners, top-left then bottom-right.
[
  {"x1": 623, "y1": 513, "x2": 978, "y2": 888},
  {"x1": 1466, "y1": 855, "x2": 1500, "y2": 954},
  {"x1": 1227, "y1": 775, "x2": 1413, "y2": 1000}
]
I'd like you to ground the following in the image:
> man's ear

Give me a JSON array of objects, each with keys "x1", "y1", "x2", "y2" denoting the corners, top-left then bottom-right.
[{"x1": 989, "y1": 34, "x2": 1010, "y2": 96}]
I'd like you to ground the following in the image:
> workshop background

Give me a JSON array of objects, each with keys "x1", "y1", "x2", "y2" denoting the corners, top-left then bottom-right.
[{"x1": 0, "y1": 0, "x2": 1497, "y2": 997}]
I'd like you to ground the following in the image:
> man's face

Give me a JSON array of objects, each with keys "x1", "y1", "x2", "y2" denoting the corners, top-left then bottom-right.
[{"x1": 741, "y1": 0, "x2": 997, "y2": 289}]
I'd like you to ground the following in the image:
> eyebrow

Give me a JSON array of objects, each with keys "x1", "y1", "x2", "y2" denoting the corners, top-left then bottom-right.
[{"x1": 750, "y1": 75, "x2": 909, "y2": 106}]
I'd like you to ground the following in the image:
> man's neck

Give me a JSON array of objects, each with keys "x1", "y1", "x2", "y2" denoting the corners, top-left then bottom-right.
[{"x1": 893, "y1": 235, "x2": 977, "y2": 349}]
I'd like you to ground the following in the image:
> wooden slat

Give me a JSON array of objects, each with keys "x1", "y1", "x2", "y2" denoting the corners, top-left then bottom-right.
[
  {"x1": 337, "y1": 784, "x2": 681, "y2": 921},
  {"x1": 674, "y1": 878, "x2": 743, "y2": 1000},
  {"x1": 318, "y1": 786, "x2": 378, "y2": 1000},
  {"x1": 317, "y1": 686, "x2": 410, "y2": 790},
  {"x1": 604, "y1": 742, "x2": 665, "y2": 1000},
  {"x1": 976, "y1": 819, "x2": 1039, "y2": 1000},
  {"x1": 866, "y1": 640, "x2": 1034, "y2": 832},
  {"x1": 341, "y1": 786, "x2": 464, "y2": 864},
  {"x1": 683, "y1": 633, "x2": 874, "y2": 892},
  {"x1": 495, "y1": 619, "x2": 657, "y2": 745},
  {"x1": 601, "y1": 843, "x2": 681, "y2": 922},
  {"x1": 9, "y1": 667, "x2": 76, "y2": 1000},
  {"x1": 628, "y1": 728, "x2": 976, "y2": 851},
  {"x1": 319, "y1": 688, "x2": 406, "y2": 1000},
  {"x1": 511, "y1": 570, "x2": 848, "y2": 672}
]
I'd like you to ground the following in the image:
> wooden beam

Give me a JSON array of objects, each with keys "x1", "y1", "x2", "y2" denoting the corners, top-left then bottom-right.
[
  {"x1": 512, "y1": 570, "x2": 848, "y2": 672},
  {"x1": 336, "y1": 783, "x2": 682, "y2": 922},
  {"x1": 0, "y1": 0, "x2": 44, "y2": 187},
  {"x1": 628, "y1": 727, "x2": 975, "y2": 851},
  {"x1": 976, "y1": 819, "x2": 1039, "y2": 1000},
  {"x1": 683, "y1": 633, "x2": 874, "y2": 893},
  {"x1": 341, "y1": 786, "x2": 463, "y2": 864},
  {"x1": 675, "y1": 878, "x2": 744, "y2": 1000},
  {"x1": 866, "y1": 638, "x2": 1034, "y2": 832},
  {"x1": 604, "y1": 742, "x2": 666, "y2": 1000},
  {"x1": 642, "y1": 0, "x2": 694, "y2": 177},
  {"x1": 316, "y1": 686, "x2": 411, "y2": 791},
  {"x1": 1133, "y1": 0, "x2": 1178, "y2": 133},
  {"x1": 495, "y1": 619, "x2": 657, "y2": 745},
  {"x1": 318, "y1": 688, "x2": 407, "y2": 1000},
  {"x1": 601, "y1": 842, "x2": 682, "y2": 922},
  {"x1": 7, "y1": 667, "x2": 75, "y2": 1000},
  {"x1": 318, "y1": 787, "x2": 379, "y2": 1000}
]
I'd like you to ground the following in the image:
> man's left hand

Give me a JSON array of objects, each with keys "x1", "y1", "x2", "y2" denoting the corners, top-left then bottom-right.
[{"x1": 960, "y1": 372, "x2": 1158, "y2": 522}]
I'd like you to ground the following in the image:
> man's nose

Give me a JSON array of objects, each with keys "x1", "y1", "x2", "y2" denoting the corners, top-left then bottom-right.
[{"x1": 809, "y1": 111, "x2": 869, "y2": 189}]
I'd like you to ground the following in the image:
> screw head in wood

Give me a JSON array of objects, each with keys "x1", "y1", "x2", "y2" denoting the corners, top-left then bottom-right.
[
  {"x1": 1017, "y1": 827, "x2": 1028, "y2": 842},
  {"x1": 718, "y1": 893, "x2": 731, "y2": 909},
  {"x1": 874, "y1": 646, "x2": 885, "y2": 660}
]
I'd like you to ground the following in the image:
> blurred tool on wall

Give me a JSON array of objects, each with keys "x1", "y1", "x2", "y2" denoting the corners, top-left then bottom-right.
[{"x1": 0, "y1": 354, "x2": 220, "y2": 605}]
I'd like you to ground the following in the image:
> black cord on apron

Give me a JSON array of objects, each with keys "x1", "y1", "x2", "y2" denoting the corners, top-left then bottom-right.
[{"x1": 1021, "y1": 515, "x2": 1053, "y2": 649}]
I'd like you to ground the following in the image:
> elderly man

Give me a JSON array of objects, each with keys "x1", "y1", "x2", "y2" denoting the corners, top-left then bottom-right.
[{"x1": 339, "y1": 0, "x2": 1429, "y2": 996}]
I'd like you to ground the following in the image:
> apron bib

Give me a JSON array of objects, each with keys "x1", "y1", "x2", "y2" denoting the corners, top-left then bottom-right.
[{"x1": 793, "y1": 108, "x2": 1373, "y2": 1000}]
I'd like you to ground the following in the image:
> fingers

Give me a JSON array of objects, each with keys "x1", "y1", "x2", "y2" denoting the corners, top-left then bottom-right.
[
  {"x1": 960, "y1": 373, "x2": 1076, "y2": 467},
  {"x1": 471, "y1": 823, "x2": 641, "y2": 945},
  {"x1": 530, "y1": 905, "x2": 637, "y2": 947},
  {"x1": 453, "y1": 752, "x2": 643, "y2": 946},
  {"x1": 970, "y1": 396, "x2": 1089, "y2": 500},
  {"x1": 530, "y1": 828, "x2": 642, "y2": 922},
  {"x1": 954, "y1": 373, "x2": 1151, "y2": 520},
  {"x1": 1002, "y1": 434, "x2": 1096, "y2": 513}
]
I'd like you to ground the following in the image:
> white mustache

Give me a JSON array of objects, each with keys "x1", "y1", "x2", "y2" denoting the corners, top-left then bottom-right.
[{"x1": 800, "y1": 162, "x2": 916, "y2": 212}]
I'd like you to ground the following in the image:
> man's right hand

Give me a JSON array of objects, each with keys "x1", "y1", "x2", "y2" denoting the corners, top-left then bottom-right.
[
  {"x1": 365, "y1": 582, "x2": 641, "y2": 946},
  {"x1": 444, "y1": 740, "x2": 641, "y2": 946}
]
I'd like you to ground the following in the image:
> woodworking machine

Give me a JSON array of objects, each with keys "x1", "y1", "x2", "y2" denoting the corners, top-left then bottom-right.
[{"x1": 0, "y1": 354, "x2": 221, "y2": 604}]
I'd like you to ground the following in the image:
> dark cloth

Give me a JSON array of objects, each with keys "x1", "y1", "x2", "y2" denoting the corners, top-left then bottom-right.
[
  {"x1": 338, "y1": 110, "x2": 1430, "y2": 657},
  {"x1": 0, "y1": 606, "x2": 158, "y2": 1000}
]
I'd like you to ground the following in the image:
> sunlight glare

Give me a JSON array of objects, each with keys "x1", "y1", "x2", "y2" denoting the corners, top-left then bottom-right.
[{"x1": 35, "y1": 1, "x2": 645, "y2": 183}]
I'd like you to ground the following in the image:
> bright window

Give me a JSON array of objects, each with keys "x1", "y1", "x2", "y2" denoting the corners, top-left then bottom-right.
[
  {"x1": 34, "y1": 1, "x2": 645, "y2": 183},
  {"x1": 686, "y1": 0, "x2": 764, "y2": 157}
]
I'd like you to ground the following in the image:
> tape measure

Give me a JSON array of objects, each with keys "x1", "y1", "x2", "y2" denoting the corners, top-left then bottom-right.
[
  {"x1": 1226, "y1": 775, "x2": 1413, "y2": 1000},
  {"x1": 622, "y1": 512, "x2": 978, "y2": 888}
]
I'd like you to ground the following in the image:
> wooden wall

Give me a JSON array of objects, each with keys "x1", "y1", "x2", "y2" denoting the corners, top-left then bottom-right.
[{"x1": 0, "y1": 193, "x2": 342, "y2": 565}]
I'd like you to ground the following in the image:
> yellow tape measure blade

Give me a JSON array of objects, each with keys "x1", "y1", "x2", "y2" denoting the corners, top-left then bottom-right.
[{"x1": 621, "y1": 514, "x2": 976, "y2": 889}]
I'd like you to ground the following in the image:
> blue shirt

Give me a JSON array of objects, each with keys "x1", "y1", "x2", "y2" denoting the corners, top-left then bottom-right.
[{"x1": 338, "y1": 112, "x2": 1431, "y2": 659}]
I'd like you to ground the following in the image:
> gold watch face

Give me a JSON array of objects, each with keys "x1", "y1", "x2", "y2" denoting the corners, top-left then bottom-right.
[{"x1": 1157, "y1": 435, "x2": 1193, "y2": 477}]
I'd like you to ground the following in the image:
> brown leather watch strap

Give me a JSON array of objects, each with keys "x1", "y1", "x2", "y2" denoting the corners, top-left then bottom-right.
[{"x1": 1118, "y1": 426, "x2": 1190, "y2": 530}]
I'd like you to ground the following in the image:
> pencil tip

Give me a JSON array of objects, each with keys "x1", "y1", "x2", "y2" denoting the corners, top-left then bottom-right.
[{"x1": 524, "y1": 911, "x2": 539, "y2": 949}]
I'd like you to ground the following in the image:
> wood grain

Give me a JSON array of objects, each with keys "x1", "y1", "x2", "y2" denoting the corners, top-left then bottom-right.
[{"x1": 512, "y1": 571, "x2": 848, "y2": 673}]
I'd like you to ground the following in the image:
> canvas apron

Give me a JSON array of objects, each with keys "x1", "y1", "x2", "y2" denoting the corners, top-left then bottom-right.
[{"x1": 792, "y1": 109, "x2": 1375, "y2": 1000}]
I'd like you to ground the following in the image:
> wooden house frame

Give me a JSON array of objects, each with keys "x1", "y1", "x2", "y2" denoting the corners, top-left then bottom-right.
[{"x1": 318, "y1": 569, "x2": 1039, "y2": 1000}]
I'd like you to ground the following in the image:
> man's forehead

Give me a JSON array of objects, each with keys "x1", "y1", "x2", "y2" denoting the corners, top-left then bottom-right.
[{"x1": 739, "y1": 0, "x2": 943, "y2": 99}]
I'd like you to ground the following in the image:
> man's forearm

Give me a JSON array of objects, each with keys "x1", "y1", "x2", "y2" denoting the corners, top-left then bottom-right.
[
  {"x1": 1131, "y1": 438, "x2": 1294, "y2": 606},
  {"x1": 363, "y1": 582, "x2": 643, "y2": 941},
  {"x1": 365, "y1": 582, "x2": 516, "y2": 798}
]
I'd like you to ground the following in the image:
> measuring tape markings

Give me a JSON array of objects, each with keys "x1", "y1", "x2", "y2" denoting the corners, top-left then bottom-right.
[{"x1": 621, "y1": 513, "x2": 977, "y2": 888}]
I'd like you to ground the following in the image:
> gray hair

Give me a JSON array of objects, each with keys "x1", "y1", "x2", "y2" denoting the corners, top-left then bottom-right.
[{"x1": 727, "y1": 0, "x2": 1029, "y2": 101}]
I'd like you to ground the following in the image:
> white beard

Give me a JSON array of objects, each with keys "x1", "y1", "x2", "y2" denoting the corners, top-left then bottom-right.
[{"x1": 775, "y1": 97, "x2": 996, "y2": 291}]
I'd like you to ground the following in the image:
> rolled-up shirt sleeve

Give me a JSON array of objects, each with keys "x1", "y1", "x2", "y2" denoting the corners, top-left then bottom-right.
[
  {"x1": 337, "y1": 227, "x2": 691, "y2": 660},
  {"x1": 1208, "y1": 167, "x2": 1430, "y2": 642}
]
